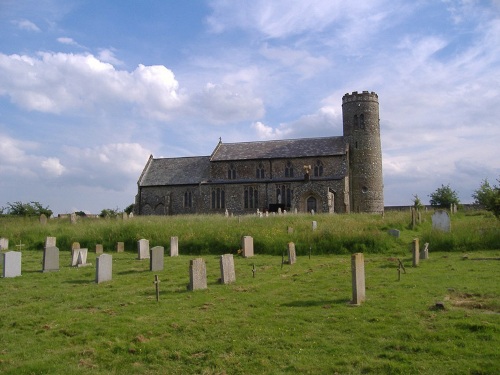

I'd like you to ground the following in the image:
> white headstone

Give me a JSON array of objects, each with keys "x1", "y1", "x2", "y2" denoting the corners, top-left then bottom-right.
[
  {"x1": 43, "y1": 246, "x2": 59, "y2": 272},
  {"x1": 3, "y1": 251, "x2": 21, "y2": 278},
  {"x1": 351, "y1": 253, "x2": 365, "y2": 305},
  {"x1": 188, "y1": 258, "x2": 207, "y2": 291},
  {"x1": 0, "y1": 238, "x2": 8, "y2": 250},
  {"x1": 71, "y1": 248, "x2": 89, "y2": 267},
  {"x1": 96, "y1": 254, "x2": 112, "y2": 283},
  {"x1": 137, "y1": 239, "x2": 150, "y2": 259},
  {"x1": 312, "y1": 221, "x2": 317, "y2": 231},
  {"x1": 150, "y1": 246, "x2": 164, "y2": 271},
  {"x1": 45, "y1": 236, "x2": 56, "y2": 249},
  {"x1": 432, "y1": 210, "x2": 451, "y2": 232},
  {"x1": 220, "y1": 254, "x2": 236, "y2": 284},
  {"x1": 241, "y1": 236, "x2": 254, "y2": 258},
  {"x1": 170, "y1": 236, "x2": 179, "y2": 257},
  {"x1": 287, "y1": 242, "x2": 296, "y2": 265}
]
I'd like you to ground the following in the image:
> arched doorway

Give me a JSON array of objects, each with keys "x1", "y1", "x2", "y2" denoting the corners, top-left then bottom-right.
[{"x1": 306, "y1": 196, "x2": 317, "y2": 213}]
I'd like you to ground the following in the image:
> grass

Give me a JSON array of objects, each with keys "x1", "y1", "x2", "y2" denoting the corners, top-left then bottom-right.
[{"x1": 0, "y1": 211, "x2": 499, "y2": 374}]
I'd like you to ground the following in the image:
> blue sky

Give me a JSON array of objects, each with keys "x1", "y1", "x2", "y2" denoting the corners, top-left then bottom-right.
[{"x1": 1, "y1": 0, "x2": 499, "y2": 214}]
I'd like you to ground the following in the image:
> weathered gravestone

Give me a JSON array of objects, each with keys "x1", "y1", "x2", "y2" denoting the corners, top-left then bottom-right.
[
  {"x1": 170, "y1": 236, "x2": 179, "y2": 257},
  {"x1": 241, "y1": 236, "x2": 254, "y2": 258},
  {"x1": 412, "y1": 238, "x2": 420, "y2": 267},
  {"x1": 312, "y1": 221, "x2": 317, "y2": 231},
  {"x1": 39, "y1": 214, "x2": 47, "y2": 225},
  {"x1": 150, "y1": 246, "x2": 164, "y2": 272},
  {"x1": 432, "y1": 210, "x2": 451, "y2": 232},
  {"x1": 287, "y1": 242, "x2": 297, "y2": 265},
  {"x1": 3, "y1": 251, "x2": 22, "y2": 278},
  {"x1": 0, "y1": 238, "x2": 8, "y2": 250},
  {"x1": 70, "y1": 213, "x2": 77, "y2": 224},
  {"x1": 71, "y1": 248, "x2": 89, "y2": 267},
  {"x1": 45, "y1": 236, "x2": 56, "y2": 249},
  {"x1": 95, "y1": 244, "x2": 104, "y2": 254},
  {"x1": 287, "y1": 226, "x2": 294, "y2": 234},
  {"x1": 96, "y1": 254, "x2": 112, "y2": 284},
  {"x1": 129, "y1": 212, "x2": 134, "y2": 218},
  {"x1": 220, "y1": 254, "x2": 236, "y2": 284},
  {"x1": 351, "y1": 253, "x2": 365, "y2": 305},
  {"x1": 116, "y1": 242, "x2": 124, "y2": 252},
  {"x1": 188, "y1": 258, "x2": 207, "y2": 291},
  {"x1": 137, "y1": 239, "x2": 150, "y2": 259},
  {"x1": 420, "y1": 242, "x2": 429, "y2": 260},
  {"x1": 122, "y1": 212, "x2": 128, "y2": 220},
  {"x1": 43, "y1": 246, "x2": 59, "y2": 272},
  {"x1": 72, "y1": 242, "x2": 80, "y2": 251},
  {"x1": 388, "y1": 229, "x2": 400, "y2": 238}
]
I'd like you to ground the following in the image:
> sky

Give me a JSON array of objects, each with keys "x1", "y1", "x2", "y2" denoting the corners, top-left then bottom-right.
[{"x1": 1, "y1": 0, "x2": 499, "y2": 215}]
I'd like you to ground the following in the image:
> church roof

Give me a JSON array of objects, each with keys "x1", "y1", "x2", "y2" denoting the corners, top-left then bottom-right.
[
  {"x1": 210, "y1": 136, "x2": 346, "y2": 161},
  {"x1": 138, "y1": 156, "x2": 211, "y2": 186}
]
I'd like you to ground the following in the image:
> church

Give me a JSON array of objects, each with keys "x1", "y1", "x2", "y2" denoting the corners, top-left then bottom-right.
[{"x1": 134, "y1": 91, "x2": 384, "y2": 215}]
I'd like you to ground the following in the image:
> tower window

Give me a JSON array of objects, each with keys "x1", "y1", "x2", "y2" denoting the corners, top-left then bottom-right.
[
  {"x1": 360, "y1": 114, "x2": 365, "y2": 129},
  {"x1": 313, "y1": 160, "x2": 323, "y2": 177},
  {"x1": 285, "y1": 161, "x2": 294, "y2": 177},
  {"x1": 353, "y1": 115, "x2": 358, "y2": 130},
  {"x1": 228, "y1": 164, "x2": 236, "y2": 180},
  {"x1": 256, "y1": 163, "x2": 265, "y2": 179}
]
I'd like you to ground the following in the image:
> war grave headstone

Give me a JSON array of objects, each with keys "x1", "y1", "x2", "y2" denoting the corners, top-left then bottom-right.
[
  {"x1": 241, "y1": 236, "x2": 254, "y2": 258},
  {"x1": 412, "y1": 238, "x2": 420, "y2": 267},
  {"x1": 432, "y1": 210, "x2": 451, "y2": 232},
  {"x1": 96, "y1": 254, "x2": 112, "y2": 284},
  {"x1": 351, "y1": 253, "x2": 365, "y2": 305},
  {"x1": 71, "y1": 248, "x2": 90, "y2": 267},
  {"x1": 287, "y1": 242, "x2": 297, "y2": 265},
  {"x1": 95, "y1": 244, "x2": 104, "y2": 254},
  {"x1": 45, "y1": 236, "x2": 56, "y2": 249},
  {"x1": 220, "y1": 254, "x2": 236, "y2": 284},
  {"x1": 170, "y1": 236, "x2": 179, "y2": 257},
  {"x1": 0, "y1": 238, "x2": 8, "y2": 250},
  {"x1": 137, "y1": 239, "x2": 150, "y2": 259},
  {"x1": 188, "y1": 258, "x2": 207, "y2": 291},
  {"x1": 43, "y1": 247, "x2": 59, "y2": 272},
  {"x1": 39, "y1": 214, "x2": 47, "y2": 225},
  {"x1": 3, "y1": 251, "x2": 22, "y2": 278},
  {"x1": 150, "y1": 246, "x2": 164, "y2": 272},
  {"x1": 420, "y1": 242, "x2": 429, "y2": 260},
  {"x1": 116, "y1": 242, "x2": 124, "y2": 253},
  {"x1": 388, "y1": 228, "x2": 400, "y2": 238},
  {"x1": 312, "y1": 221, "x2": 317, "y2": 231}
]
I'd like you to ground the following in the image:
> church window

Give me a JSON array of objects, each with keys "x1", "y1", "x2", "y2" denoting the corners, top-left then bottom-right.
[
  {"x1": 244, "y1": 186, "x2": 259, "y2": 209},
  {"x1": 314, "y1": 160, "x2": 323, "y2": 177},
  {"x1": 184, "y1": 191, "x2": 192, "y2": 208},
  {"x1": 256, "y1": 163, "x2": 265, "y2": 179},
  {"x1": 276, "y1": 184, "x2": 293, "y2": 207},
  {"x1": 211, "y1": 187, "x2": 225, "y2": 209},
  {"x1": 285, "y1": 161, "x2": 294, "y2": 177},
  {"x1": 227, "y1": 164, "x2": 236, "y2": 180},
  {"x1": 359, "y1": 114, "x2": 365, "y2": 129}
]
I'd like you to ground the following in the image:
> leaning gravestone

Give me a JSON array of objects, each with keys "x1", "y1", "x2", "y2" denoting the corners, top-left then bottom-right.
[
  {"x1": 96, "y1": 254, "x2": 112, "y2": 284},
  {"x1": 420, "y1": 242, "x2": 429, "y2": 260},
  {"x1": 351, "y1": 253, "x2": 365, "y2": 305},
  {"x1": 220, "y1": 254, "x2": 236, "y2": 284},
  {"x1": 188, "y1": 258, "x2": 207, "y2": 291},
  {"x1": 3, "y1": 251, "x2": 22, "y2": 278},
  {"x1": 0, "y1": 238, "x2": 8, "y2": 250},
  {"x1": 71, "y1": 248, "x2": 89, "y2": 267},
  {"x1": 388, "y1": 229, "x2": 400, "y2": 238},
  {"x1": 95, "y1": 244, "x2": 104, "y2": 254},
  {"x1": 137, "y1": 239, "x2": 150, "y2": 259},
  {"x1": 116, "y1": 242, "x2": 124, "y2": 252},
  {"x1": 39, "y1": 214, "x2": 47, "y2": 225},
  {"x1": 432, "y1": 210, "x2": 451, "y2": 232},
  {"x1": 241, "y1": 236, "x2": 254, "y2": 258},
  {"x1": 170, "y1": 236, "x2": 179, "y2": 257},
  {"x1": 43, "y1": 246, "x2": 59, "y2": 272},
  {"x1": 45, "y1": 236, "x2": 56, "y2": 249},
  {"x1": 150, "y1": 246, "x2": 164, "y2": 272},
  {"x1": 287, "y1": 242, "x2": 297, "y2": 265}
]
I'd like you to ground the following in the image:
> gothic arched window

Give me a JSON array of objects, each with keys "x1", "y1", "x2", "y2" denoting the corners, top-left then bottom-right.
[
  {"x1": 211, "y1": 187, "x2": 225, "y2": 209},
  {"x1": 256, "y1": 163, "x2": 265, "y2": 179},
  {"x1": 285, "y1": 161, "x2": 294, "y2": 177},
  {"x1": 227, "y1": 164, "x2": 236, "y2": 180},
  {"x1": 244, "y1": 186, "x2": 259, "y2": 209},
  {"x1": 314, "y1": 160, "x2": 323, "y2": 177}
]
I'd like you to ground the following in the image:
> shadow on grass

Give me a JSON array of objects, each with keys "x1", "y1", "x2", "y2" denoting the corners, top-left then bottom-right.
[
  {"x1": 63, "y1": 279, "x2": 93, "y2": 285},
  {"x1": 117, "y1": 269, "x2": 148, "y2": 275},
  {"x1": 281, "y1": 298, "x2": 349, "y2": 307}
]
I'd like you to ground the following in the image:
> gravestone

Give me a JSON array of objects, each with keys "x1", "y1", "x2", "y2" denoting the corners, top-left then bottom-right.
[
  {"x1": 225, "y1": 209, "x2": 229, "y2": 217},
  {"x1": 129, "y1": 212, "x2": 134, "y2": 218},
  {"x1": 287, "y1": 242, "x2": 297, "y2": 265},
  {"x1": 39, "y1": 214, "x2": 47, "y2": 225},
  {"x1": 116, "y1": 242, "x2": 124, "y2": 252},
  {"x1": 95, "y1": 244, "x2": 104, "y2": 254},
  {"x1": 412, "y1": 238, "x2": 420, "y2": 267},
  {"x1": 287, "y1": 226, "x2": 293, "y2": 234},
  {"x1": 351, "y1": 253, "x2": 365, "y2": 305},
  {"x1": 311, "y1": 209, "x2": 315, "y2": 215},
  {"x1": 220, "y1": 254, "x2": 236, "y2": 284},
  {"x1": 312, "y1": 221, "x2": 317, "y2": 231},
  {"x1": 432, "y1": 210, "x2": 451, "y2": 232},
  {"x1": 150, "y1": 246, "x2": 164, "y2": 272},
  {"x1": 137, "y1": 239, "x2": 150, "y2": 259},
  {"x1": 278, "y1": 207, "x2": 282, "y2": 215},
  {"x1": 0, "y1": 238, "x2": 8, "y2": 250},
  {"x1": 70, "y1": 213, "x2": 77, "y2": 224},
  {"x1": 241, "y1": 236, "x2": 254, "y2": 258},
  {"x1": 122, "y1": 212, "x2": 128, "y2": 220},
  {"x1": 42, "y1": 246, "x2": 59, "y2": 272},
  {"x1": 96, "y1": 254, "x2": 112, "y2": 284},
  {"x1": 71, "y1": 242, "x2": 80, "y2": 251},
  {"x1": 188, "y1": 258, "x2": 207, "y2": 291},
  {"x1": 388, "y1": 229, "x2": 400, "y2": 238},
  {"x1": 3, "y1": 251, "x2": 22, "y2": 278},
  {"x1": 45, "y1": 236, "x2": 56, "y2": 249},
  {"x1": 170, "y1": 236, "x2": 179, "y2": 257},
  {"x1": 71, "y1": 248, "x2": 89, "y2": 267},
  {"x1": 420, "y1": 242, "x2": 429, "y2": 260}
]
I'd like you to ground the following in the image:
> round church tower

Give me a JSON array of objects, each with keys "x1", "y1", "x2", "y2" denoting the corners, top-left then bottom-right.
[{"x1": 342, "y1": 91, "x2": 384, "y2": 213}]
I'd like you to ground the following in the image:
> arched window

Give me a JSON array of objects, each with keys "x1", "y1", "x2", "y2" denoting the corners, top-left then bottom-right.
[
  {"x1": 285, "y1": 161, "x2": 294, "y2": 177},
  {"x1": 211, "y1": 187, "x2": 225, "y2": 209},
  {"x1": 227, "y1": 164, "x2": 236, "y2": 180},
  {"x1": 276, "y1": 184, "x2": 293, "y2": 208},
  {"x1": 307, "y1": 196, "x2": 317, "y2": 213},
  {"x1": 359, "y1": 114, "x2": 365, "y2": 129},
  {"x1": 313, "y1": 160, "x2": 323, "y2": 177},
  {"x1": 184, "y1": 191, "x2": 192, "y2": 208},
  {"x1": 244, "y1": 186, "x2": 259, "y2": 209},
  {"x1": 256, "y1": 163, "x2": 265, "y2": 179}
]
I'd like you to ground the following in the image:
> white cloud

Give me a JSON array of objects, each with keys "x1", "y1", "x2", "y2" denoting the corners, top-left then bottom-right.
[
  {"x1": 57, "y1": 37, "x2": 78, "y2": 45},
  {"x1": 11, "y1": 19, "x2": 40, "y2": 32},
  {"x1": 41, "y1": 157, "x2": 65, "y2": 176},
  {"x1": 97, "y1": 48, "x2": 123, "y2": 66}
]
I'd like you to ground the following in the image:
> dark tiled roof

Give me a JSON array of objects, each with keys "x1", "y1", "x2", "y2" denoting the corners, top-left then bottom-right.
[
  {"x1": 139, "y1": 156, "x2": 210, "y2": 186},
  {"x1": 210, "y1": 136, "x2": 346, "y2": 161}
]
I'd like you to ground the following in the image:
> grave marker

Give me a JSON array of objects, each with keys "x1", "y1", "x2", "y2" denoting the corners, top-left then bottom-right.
[
  {"x1": 116, "y1": 242, "x2": 124, "y2": 252},
  {"x1": 220, "y1": 254, "x2": 236, "y2": 284},
  {"x1": 188, "y1": 258, "x2": 207, "y2": 291},
  {"x1": 287, "y1": 242, "x2": 297, "y2": 265},
  {"x1": 95, "y1": 244, "x2": 104, "y2": 254},
  {"x1": 71, "y1": 248, "x2": 89, "y2": 267},
  {"x1": 170, "y1": 236, "x2": 179, "y2": 257},
  {"x1": 2, "y1": 251, "x2": 21, "y2": 278},
  {"x1": 287, "y1": 226, "x2": 294, "y2": 234},
  {"x1": 70, "y1": 213, "x2": 77, "y2": 224},
  {"x1": 388, "y1": 228, "x2": 400, "y2": 238},
  {"x1": 43, "y1": 246, "x2": 59, "y2": 272},
  {"x1": 412, "y1": 238, "x2": 420, "y2": 267},
  {"x1": 0, "y1": 238, "x2": 8, "y2": 250},
  {"x1": 351, "y1": 253, "x2": 365, "y2": 305},
  {"x1": 96, "y1": 254, "x2": 112, "y2": 283},
  {"x1": 312, "y1": 221, "x2": 317, "y2": 231},
  {"x1": 150, "y1": 246, "x2": 164, "y2": 272},
  {"x1": 39, "y1": 214, "x2": 47, "y2": 225},
  {"x1": 137, "y1": 239, "x2": 150, "y2": 259},
  {"x1": 420, "y1": 242, "x2": 429, "y2": 260},
  {"x1": 432, "y1": 210, "x2": 451, "y2": 232},
  {"x1": 45, "y1": 236, "x2": 56, "y2": 249},
  {"x1": 241, "y1": 236, "x2": 254, "y2": 258}
]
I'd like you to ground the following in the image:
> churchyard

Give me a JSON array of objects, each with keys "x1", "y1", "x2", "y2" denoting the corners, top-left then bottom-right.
[{"x1": 0, "y1": 210, "x2": 499, "y2": 374}]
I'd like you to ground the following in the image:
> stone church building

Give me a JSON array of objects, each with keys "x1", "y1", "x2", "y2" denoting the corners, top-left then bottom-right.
[{"x1": 134, "y1": 91, "x2": 384, "y2": 215}]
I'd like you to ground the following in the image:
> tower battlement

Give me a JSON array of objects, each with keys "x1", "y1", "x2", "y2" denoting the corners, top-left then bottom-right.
[{"x1": 342, "y1": 91, "x2": 378, "y2": 104}]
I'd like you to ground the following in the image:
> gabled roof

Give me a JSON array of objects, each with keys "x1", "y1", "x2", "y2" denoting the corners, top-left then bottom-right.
[
  {"x1": 210, "y1": 136, "x2": 346, "y2": 161},
  {"x1": 138, "y1": 156, "x2": 210, "y2": 186}
]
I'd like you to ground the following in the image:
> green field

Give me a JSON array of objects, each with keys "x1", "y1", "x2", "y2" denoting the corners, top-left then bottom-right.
[{"x1": 1, "y1": 211, "x2": 499, "y2": 374}]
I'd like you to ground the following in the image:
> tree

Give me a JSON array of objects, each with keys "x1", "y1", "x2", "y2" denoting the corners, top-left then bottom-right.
[
  {"x1": 412, "y1": 194, "x2": 424, "y2": 210},
  {"x1": 429, "y1": 184, "x2": 460, "y2": 208},
  {"x1": 472, "y1": 178, "x2": 500, "y2": 218},
  {"x1": 5, "y1": 201, "x2": 53, "y2": 217},
  {"x1": 124, "y1": 204, "x2": 134, "y2": 215},
  {"x1": 99, "y1": 208, "x2": 120, "y2": 218}
]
